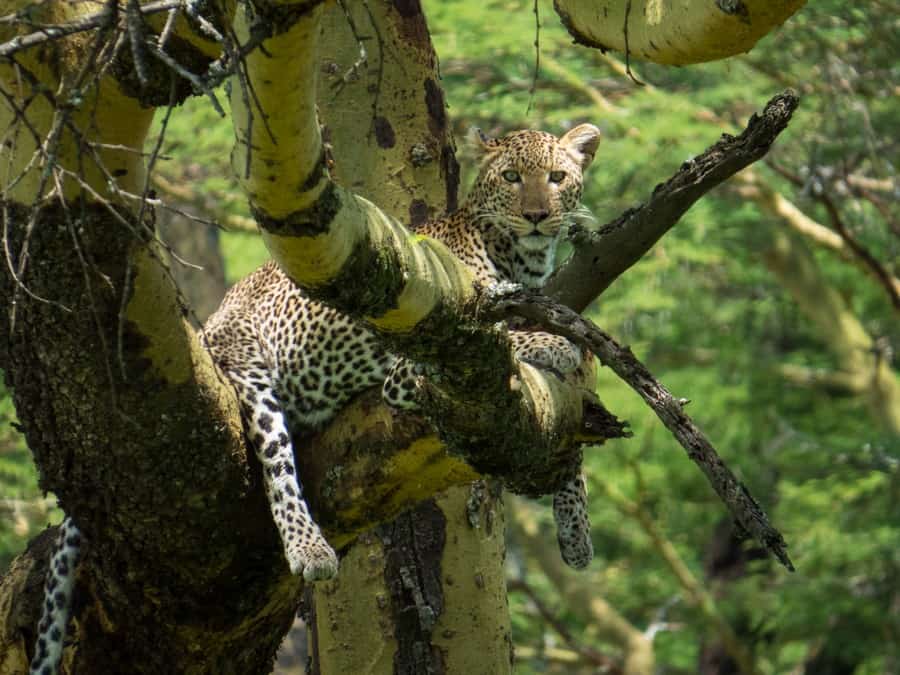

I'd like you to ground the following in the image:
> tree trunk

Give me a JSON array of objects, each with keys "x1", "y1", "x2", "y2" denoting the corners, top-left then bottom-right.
[{"x1": 309, "y1": 3, "x2": 511, "y2": 671}]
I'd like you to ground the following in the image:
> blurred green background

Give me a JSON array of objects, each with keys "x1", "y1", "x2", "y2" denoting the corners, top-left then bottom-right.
[{"x1": 3, "y1": 1, "x2": 897, "y2": 673}]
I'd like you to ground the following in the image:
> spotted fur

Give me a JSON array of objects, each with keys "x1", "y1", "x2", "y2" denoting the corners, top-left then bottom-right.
[
  {"x1": 31, "y1": 125, "x2": 601, "y2": 674},
  {"x1": 29, "y1": 517, "x2": 81, "y2": 675}
]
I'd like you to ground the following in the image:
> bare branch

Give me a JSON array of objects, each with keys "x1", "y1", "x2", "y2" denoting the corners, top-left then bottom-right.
[
  {"x1": 547, "y1": 91, "x2": 800, "y2": 312},
  {"x1": 484, "y1": 285, "x2": 794, "y2": 572},
  {"x1": 0, "y1": 0, "x2": 181, "y2": 59}
]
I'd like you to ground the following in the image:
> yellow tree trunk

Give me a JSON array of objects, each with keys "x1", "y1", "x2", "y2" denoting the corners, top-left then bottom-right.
[{"x1": 308, "y1": 2, "x2": 512, "y2": 673}]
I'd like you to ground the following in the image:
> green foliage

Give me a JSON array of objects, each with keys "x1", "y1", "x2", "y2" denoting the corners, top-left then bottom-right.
[{"x1": 0, "y1": 373, "x2": 59, "y2": 571}]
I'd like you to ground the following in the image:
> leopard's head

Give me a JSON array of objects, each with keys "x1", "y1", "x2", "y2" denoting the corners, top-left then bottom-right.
[{"x1": 465, "y1": 124, "x2": 601, "y2": 253}]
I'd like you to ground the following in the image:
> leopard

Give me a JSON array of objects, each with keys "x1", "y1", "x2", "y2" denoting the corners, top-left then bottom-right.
[{"x1": 29, "y1": 123, "x2": 601, "y2": 675}]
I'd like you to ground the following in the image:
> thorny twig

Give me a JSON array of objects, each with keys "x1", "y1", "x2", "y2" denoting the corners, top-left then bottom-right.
[{"x1": 766, "y1": 160, "x2": 899, "y2": 311}]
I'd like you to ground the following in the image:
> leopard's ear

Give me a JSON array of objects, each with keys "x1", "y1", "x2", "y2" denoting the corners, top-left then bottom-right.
[
  {"x1": 467, "y1": 127, "x2": 501, "y2": 160},
  {"x1": 559, "y1": 123, "x2": 601, "y2": 170}
]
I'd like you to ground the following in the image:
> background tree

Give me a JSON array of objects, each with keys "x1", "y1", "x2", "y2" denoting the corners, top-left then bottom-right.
[{"x1": 3, "y1": 1, "x2": 895, "y2": 674}]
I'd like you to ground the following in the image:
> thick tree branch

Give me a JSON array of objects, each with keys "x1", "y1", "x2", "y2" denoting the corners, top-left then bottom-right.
[
  {"x1": 484, "y1": 286, "x2": 794, "y2": 571},
  {"x1": 553, "y1": 0, "x2": 807, "y2": 66},
  {"x1": 547, "y1": 91, "x2": 800, "y2": 312},
  {"x1": 229, "y1": 3, "x2": 607, "y2": 496}
]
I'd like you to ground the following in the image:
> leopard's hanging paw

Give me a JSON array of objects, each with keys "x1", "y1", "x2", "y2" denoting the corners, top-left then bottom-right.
[
  {"x1": 286, "y1": 531, "x2": 339, "y2": 582},
  {"x1": 552, "y1": 473, "x2": 593, "y2": 570}
]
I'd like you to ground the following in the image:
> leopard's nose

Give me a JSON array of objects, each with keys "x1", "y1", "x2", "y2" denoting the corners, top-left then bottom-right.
[{"x1": 523, "y1": 210, "x2": 549, "y2": 224}]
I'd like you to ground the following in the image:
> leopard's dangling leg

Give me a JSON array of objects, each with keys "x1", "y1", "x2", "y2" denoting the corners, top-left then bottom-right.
[
  {"x1": 509, "y1": 330, "x2": 594, "y2": 569},
  {"x1": 30, "y1": 516, "x2": 82, "y2": 675},
  {"x1": 228, "y1": 367, "x2": 338, "y2": 581},
  {"x1": 552, "y1": 472, "x2": 594, "y2": 570}
]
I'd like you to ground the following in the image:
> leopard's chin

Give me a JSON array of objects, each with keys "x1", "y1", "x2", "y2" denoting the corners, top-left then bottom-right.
[{"x1": 517, "y1": 234, "x2": 555, "y2": 251}]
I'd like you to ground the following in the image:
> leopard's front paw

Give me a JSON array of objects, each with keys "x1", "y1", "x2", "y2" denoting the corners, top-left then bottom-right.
[
  {"x1": 518, "y1": 341, "x2": 582, "y2": 377},
  {"x1": 287, "y1": 536, "x2": 339, "y2": 581}
]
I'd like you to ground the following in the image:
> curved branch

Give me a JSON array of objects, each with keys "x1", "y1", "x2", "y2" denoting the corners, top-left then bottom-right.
[{"x1": 553, "y1": 0, "x2": 807, "y2": 66}]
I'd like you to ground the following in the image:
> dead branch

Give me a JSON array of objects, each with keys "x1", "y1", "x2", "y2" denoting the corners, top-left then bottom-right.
[
  {"x1": 547, "y1": 91, "x2": 800, "y2": 312},
  {"x1": 483, "y1": 284, "x2": 794, "y2": 572}
]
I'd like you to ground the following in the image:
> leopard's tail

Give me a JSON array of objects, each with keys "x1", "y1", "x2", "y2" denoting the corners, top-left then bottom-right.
[{"x1": 30, "y1": 515, "x2": 82, "y2": 675}]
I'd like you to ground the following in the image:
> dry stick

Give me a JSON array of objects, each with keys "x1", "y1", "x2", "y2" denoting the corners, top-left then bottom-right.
[{"x1": 484, "y1": 286, "x2": 794, "y2": 572}]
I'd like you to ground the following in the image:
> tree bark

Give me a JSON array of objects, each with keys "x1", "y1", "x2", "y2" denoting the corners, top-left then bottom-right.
[
  {"x1": 309, "y1": 3, "x2": 511, "y2": 672},
  {"x1": 553, "y1": 0, "x2": 807, "y2": 66}
]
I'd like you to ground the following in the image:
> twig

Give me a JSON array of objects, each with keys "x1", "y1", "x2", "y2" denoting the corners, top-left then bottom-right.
[
  {"x1": 819, "y1": 190, "x2": 899, "y2": 311},
  {"x1": 145, "y1": 40, "x2": 225, "y2": 116},
  {"x1": 508, "y1": 577, "x2": 621, "y2": 672},
  {"x1": 157, "y1": 6, "x2": 180, "y2": 48},
  {"x1": 621, "y1": 0, "x2": 644, "y2": 86},
  {"x1": 126, "y1": 0, "x2": 151, "y2": 86},
  {"x1": 526, "y1": 0, "x2": 540, "y2": 113},
  {"x1": 0, "y1": 0, "x2": 181, "y2": 59},
  {"x1": 761, "y1": 161, "x2": 900, "y2": 310},
  {"x1": 330, "y1": 0, "x2": 369, "y2": 97},
  {"x1": 52, "y1": 170, "x2": 120, "y2": 402},
  {"x1": 483, "y1": 285, "x2": 795, "y2": 572}
]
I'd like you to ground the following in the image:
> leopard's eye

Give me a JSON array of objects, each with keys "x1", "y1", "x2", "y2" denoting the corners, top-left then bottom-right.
[
  {"x1": 549, "y1": 170, "x2": 566, "y2": 184},
  {"x1": 501, "y1": 170, "x2": 521, "y2": 183}
]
